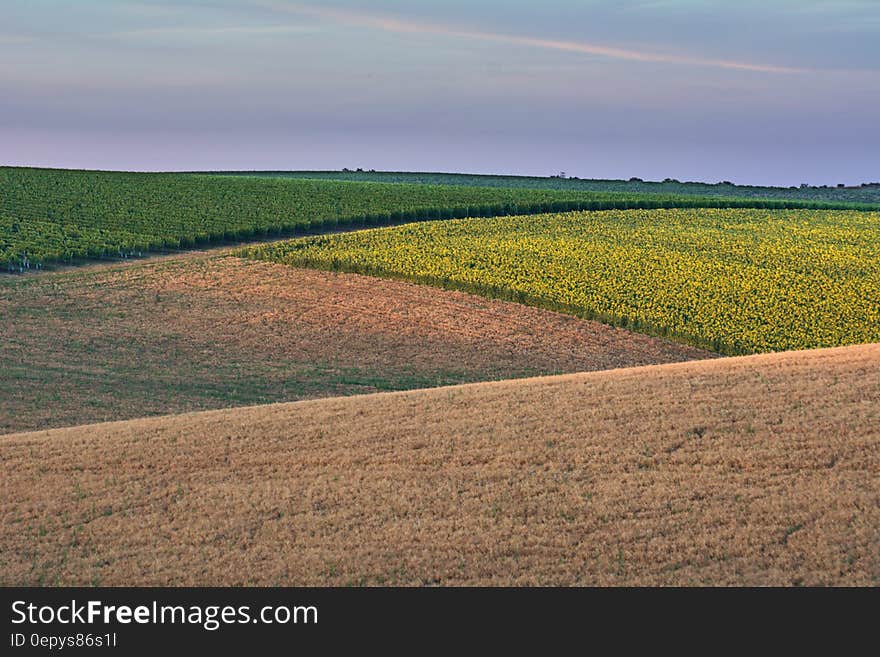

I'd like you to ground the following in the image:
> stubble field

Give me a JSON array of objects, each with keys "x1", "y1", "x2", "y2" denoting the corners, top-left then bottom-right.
[
  {"x1": 2, "y1": 343, "x2": 877, "y2": 586},
  {"x1": 0, "y1": 254, "x2": 709, "y2": 434}
]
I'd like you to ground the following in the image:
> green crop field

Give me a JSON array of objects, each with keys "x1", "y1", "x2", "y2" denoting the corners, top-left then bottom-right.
[
  {"x1": 2, "y1": 167, "x2": 877, "y2": 271},
  {"x1": 0, "y1": 167, "x2": 615, "y2": 270},
  {"x1": 220, "y1": 170, "x2": 880, "y2": 205},
  {"x1": 245, "y1": 208, "x2": 880, "y2": 355}
]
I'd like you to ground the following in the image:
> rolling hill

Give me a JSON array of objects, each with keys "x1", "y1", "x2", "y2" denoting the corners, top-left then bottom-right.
[
  {"x1": 3, "y1": 343, "x2": 877, "y2": 586},
  {"x1": 0, "y1": 254, "x2": 709, "y2": 434}
]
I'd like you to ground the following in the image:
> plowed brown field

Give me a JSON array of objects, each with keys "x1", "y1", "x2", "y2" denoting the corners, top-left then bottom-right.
[
  {"x1": 2, "y1": 343, "x2": 877, "y2": 586},
  {"x1": 0, "y1": 254, "x2": 710, "y2": 433}
]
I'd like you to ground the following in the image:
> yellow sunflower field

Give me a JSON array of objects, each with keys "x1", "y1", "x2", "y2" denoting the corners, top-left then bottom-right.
[{"x1": 245, "y1": 208, "x2": 880, "y2": 355}]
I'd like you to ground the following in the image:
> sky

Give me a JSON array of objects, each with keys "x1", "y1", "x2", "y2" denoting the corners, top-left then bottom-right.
[{"x1": 2, "y1": 0, "x2": 879, "y2": 185}]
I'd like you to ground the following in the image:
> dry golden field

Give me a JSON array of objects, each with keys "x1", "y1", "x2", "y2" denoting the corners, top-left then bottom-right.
[
  {"x1": 0, "y1": 254, "x2": 709, "y2": 433},
  {"x1": 2, "y1": 343, "x2": 877, "y2": 586}
]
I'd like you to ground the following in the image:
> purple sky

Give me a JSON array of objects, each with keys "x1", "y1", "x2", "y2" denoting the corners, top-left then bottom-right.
[{"x1": 3, "y1": 1, "x2": 879, "y2": 185}]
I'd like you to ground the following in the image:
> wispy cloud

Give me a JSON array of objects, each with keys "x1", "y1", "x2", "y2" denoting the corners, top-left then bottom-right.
[
  {"x1": 256, "y1": 1, "x2": 812, "y2": 74},
  {"x1": 116, "y1": 24, "x2": 318, "y2": 40},
  {"x1": 0, "y1": 34, "x2": 36, "y2": 45}
]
